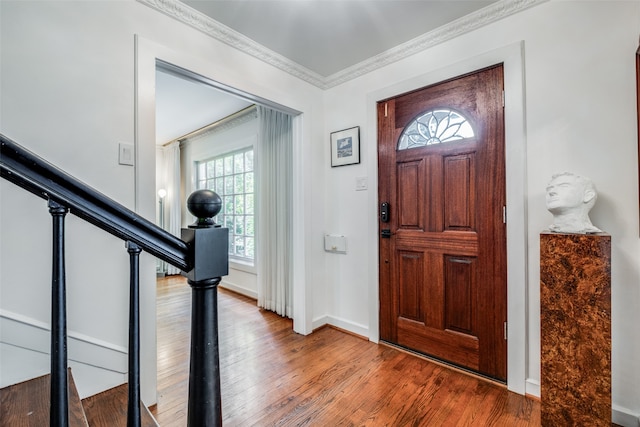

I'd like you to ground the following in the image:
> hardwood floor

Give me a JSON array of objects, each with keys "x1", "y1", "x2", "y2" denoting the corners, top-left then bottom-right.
[{"x1": 151, "y1": 276, "x2": 541, "y2": 426}]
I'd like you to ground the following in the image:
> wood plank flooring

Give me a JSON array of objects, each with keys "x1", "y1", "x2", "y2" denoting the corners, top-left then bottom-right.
[
  {"x1": 152, "y1": 276, "x2": 541, "y2": 426},
  {"x1": 82, "y1": 384, "x2": 159, "y2": 427},
  {"x1": 0, "y1": 369, "x2": 88, "y2": 427}
]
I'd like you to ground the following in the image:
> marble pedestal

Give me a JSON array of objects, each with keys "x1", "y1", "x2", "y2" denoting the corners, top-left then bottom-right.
[{"x1": 540, "y1": 232, "x2": 611, "y2": 427}]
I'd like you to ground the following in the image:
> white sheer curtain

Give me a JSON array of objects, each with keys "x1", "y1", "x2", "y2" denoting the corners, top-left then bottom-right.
[
  {"x1": 162, "y1": 141, "x2": 182, "y2": 275},
  {"x1": 256, "y1": 106, "x2": 293, "y2": 317}
]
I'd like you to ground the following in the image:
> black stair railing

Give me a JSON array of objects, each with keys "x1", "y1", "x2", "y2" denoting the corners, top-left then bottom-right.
[{"x1": 1, "y1": 133, "x2": 228, "y2": 427}]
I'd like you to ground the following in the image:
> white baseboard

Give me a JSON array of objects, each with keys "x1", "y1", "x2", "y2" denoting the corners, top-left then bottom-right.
[
  {"x1": 612, "y1": 404, "x2": 640, "y2": 427},
  {"x1": 0, "y1": 309, "x2": 128, "y2": 398},
  {"x1": 525, "y1": 378, "x2": 540, "y2": 398},
  {"x1": 220, "y1": 279, "x2": 258, "y2": 299},
  {"x1": 312, "y1": 314, "x2": 369, "y2": 339}
]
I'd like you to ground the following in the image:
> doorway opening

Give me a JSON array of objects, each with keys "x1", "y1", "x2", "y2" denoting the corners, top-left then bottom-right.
[{"x1": 154, "y1": 59, "x2": 299, "y2": 304}]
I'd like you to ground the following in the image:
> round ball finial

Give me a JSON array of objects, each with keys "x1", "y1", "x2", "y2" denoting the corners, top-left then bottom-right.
[{"x1": 187, "y1": 189, "x2": 222, "y2": 228}]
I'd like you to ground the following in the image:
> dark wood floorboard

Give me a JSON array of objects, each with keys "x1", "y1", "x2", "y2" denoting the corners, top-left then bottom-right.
[
  {"x1": 0, "y1": 369, "x2": 88, "y2": 427},
  {"x1": 82, "y1": 384, "x2": 158, "y2": 427},
  {"x1": 151, "y1": 275, "x2": 542, "y2": 426}
]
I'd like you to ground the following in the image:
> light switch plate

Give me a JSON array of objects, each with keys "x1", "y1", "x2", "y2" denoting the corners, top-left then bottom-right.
[
  {"x1": 119, "y1": 143, "x2": 134, "y2": 166},
  {"x1": 355, "y1": 176, "x2": 367, "y2": 191}
]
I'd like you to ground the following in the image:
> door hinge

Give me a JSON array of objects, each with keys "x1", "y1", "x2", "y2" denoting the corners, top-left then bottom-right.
[
  {"x1": 502, "y1": 90, "x2": 505, "y2": 108},
  {"x1": 504, "y1": 321, "x2": 508, "y2": 340},
  {"x1": 384, "y1": 102, "x2": 388, "y2": 117},
  {"x1": 502, "y1": 206, "x2": 506, "y2": 224}
]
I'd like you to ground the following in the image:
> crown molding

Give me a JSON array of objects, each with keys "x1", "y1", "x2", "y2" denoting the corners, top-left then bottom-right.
[
  {"x1": 136, "y1": 0, "x2": 547, "y2": 90},
  {"x1": 323, "y1": 0, "x2": 548, "y2": 88},
  {"x1": 136, "y1": 0, "x2": 327, "y2": 88}
]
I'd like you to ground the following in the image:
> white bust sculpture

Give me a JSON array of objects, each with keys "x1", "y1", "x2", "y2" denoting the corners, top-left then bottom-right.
[{"x1": 545, "y1": 172, "x2": 601, "y2": 234}]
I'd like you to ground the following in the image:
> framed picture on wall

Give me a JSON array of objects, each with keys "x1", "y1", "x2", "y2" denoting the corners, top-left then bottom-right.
[{"x1": 330, "y1": 126, "x2": 360, "y2": 167}]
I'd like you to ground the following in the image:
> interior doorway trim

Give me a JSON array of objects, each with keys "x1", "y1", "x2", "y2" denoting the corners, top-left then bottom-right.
[
  {"x1": 134, "y1": 35, "x2": 311, "y2": 403},
  {"x1": 365, "y1": 42, "x2": 529, "y2": 395}
]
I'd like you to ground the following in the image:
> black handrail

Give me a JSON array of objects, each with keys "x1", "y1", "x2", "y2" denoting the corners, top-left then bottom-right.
[
  {"x1": 0, "y1": 134, "x2": 191, "y2": 271},
  {"x1": 1, "y1": 133, "x2": 227, "y2": 427}
]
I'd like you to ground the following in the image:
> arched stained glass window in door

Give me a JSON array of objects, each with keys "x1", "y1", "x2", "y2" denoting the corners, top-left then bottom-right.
[{"x1": 398, "y1": 109, "x2": 475, "y2": 150}]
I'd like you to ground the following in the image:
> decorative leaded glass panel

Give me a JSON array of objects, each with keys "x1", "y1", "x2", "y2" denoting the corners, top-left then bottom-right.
[{"x1": 398, "y1": 109, "x2": 475, "y2": 150}]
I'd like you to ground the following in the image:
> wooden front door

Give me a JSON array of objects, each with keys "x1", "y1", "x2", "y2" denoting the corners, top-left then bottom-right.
[{"x1": 378, "y1": 65, "x2": 507, "y2": 381}]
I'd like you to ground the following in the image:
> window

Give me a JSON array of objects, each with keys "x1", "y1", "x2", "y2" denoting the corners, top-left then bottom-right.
[
  {"x1": 197, "y1": 147, "x2": 255, "y2": 262},
  {"x1": 398, "y1": 108, "x2": 475, "y2": 150}
]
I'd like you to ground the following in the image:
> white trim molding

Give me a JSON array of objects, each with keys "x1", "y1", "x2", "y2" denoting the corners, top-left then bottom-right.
[
  {"x1": 136, "y1": 0, "x2": 548, "y2": 89},
  {"x1": 0, "y1": 309, "x2": 127, "y2": 372},
  {"x1": 525, "y1": 378, "x2": 540, "y2": 397},
  {"x1": 0, "y1": 310, "x2": 128, "y2": 398},
  {"x1": 312, "y1": 315, "x2": 369, "y2": 339},
  {"x1": 612, "y1": 404, "x2": 640, "y2": 427}
]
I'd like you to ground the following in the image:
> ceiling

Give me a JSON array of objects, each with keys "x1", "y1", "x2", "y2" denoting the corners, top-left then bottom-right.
[
  {"x1": 154, "y1": 0, "x2": 525, "y2": 145},
  {"x1": 156, "y1": 68, "x2": 254, "y2": 144},
  {"x1": 180, "y1": 0, "x2": 497, "y2": 78}
]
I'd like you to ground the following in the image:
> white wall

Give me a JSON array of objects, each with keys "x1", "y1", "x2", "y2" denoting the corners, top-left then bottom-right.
[
  {"x1": 0, "y1": 0, "x2": 324, "y2": 403},
  {"x1": 322, "y1": 0, "x2": 640, "y2": 423}
]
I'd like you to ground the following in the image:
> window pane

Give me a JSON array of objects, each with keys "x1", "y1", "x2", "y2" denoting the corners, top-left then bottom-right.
[
  {"x1": 224, "y1": 215, "x2": 234, "y2": 231},
  {"x1": 234, "y1": 174, "x2": 244, "y2": 194},
  {"x1": 224, "y1": 156, "x2": 233, "y2": 175},
  {"x1": 245, "y1": 194, "x2": 254, "y2": 215},
  {"x1": 215, "y1": 159, "x2": 224, "y2": 177},
  {"x1": 398, "y1": 109, "x2": 475, "y2": 150},
  {"x1": 245, "y1": 151, "x2": 254, "y2": 171},
  {"x1": 215, "y1": 178, "x2": 224, "y2": 195},
  {"x1": 245, "y1": 172, "x2": 254, "y2": 193},
  {"x1": 234, "y1": 153, "x2": 244, "y2": 173},
  {"x1": 235, "y1": 195, "x2": 244, "y2": 215},
  {"x1": 224, "y1": 196, "x2": 234, "y2": 215},
  {"x1": 206, "y1": 161, "x2": 215, "y2": 178},
  {"x1": 207, "y1": 179, "x2": 215, "y2": 190},
  {"x1": 245, "y1": 237, "x2": 254, "y2": 258},
  {"x1": 235, "y1": 216, "x2": 244, "y2": 235},
  {"x1": 246, "y1": 216, "x2": 254, "y2": 236},
  {"x1": 235, "y1": 236, "x2": 245, "y2": 256},
  {"x1": 198, "y1": 163, "x2": 206, "y2": 180},
  {"x1": 225, "y1": 176, "x2": 234, "y2": 194}
]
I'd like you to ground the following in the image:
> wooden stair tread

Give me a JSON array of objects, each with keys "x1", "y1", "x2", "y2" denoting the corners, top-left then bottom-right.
[
  {"x1": 82, "y1": 384, "x2": 159, "y2": 427},
  {"x1": 0, "y1": 369, "x2": 88, "y2": 427}
]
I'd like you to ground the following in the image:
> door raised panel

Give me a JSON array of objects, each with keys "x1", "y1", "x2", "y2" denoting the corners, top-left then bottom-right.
[
  {"x1": 444, "y1": 256, "x2": 476, "y2": 336},
  {"x1": 397, "y1": 161, "x2": 423, "y2": 230},
  {"x1": 444, "y1": 154, "x2": 476, "y2": 231},
  {"x1": 397, "y1": 251, "x2": 424, "y2": 322}
]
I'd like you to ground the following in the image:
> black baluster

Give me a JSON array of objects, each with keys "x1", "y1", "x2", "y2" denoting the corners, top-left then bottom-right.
[
  {"x1": 126, "y1": 241, "x2": 142, "y2": 427},
  {"x1": 49, "y1": 199, "x2": 69, "y2": 427}
]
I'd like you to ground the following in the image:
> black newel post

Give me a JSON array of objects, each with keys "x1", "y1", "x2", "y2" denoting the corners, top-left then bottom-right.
[
  {"x1": 182, "y1": 190, "x2": 228, "y2": 427},
  {"x1": 49, "y1": 199, "x2": 69, "y2": 427}
]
